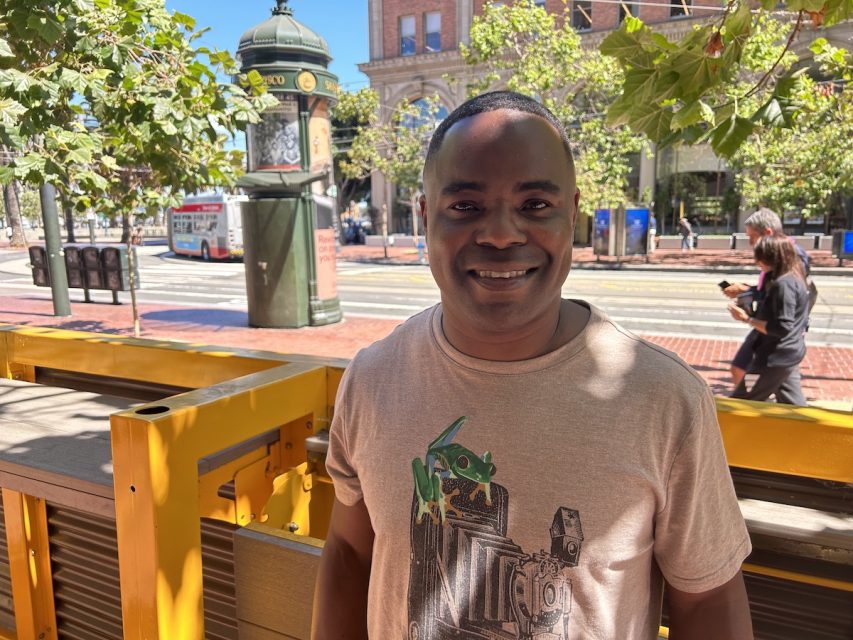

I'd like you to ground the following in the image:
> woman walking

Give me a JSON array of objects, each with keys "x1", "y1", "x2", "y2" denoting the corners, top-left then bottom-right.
[{"x1": 728, "y1": 235, "x2": 810, "y2": 405}]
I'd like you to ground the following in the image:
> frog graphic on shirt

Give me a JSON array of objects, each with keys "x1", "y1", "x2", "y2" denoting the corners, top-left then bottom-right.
[{"x1": 411, "y1": 416, "x2": 496, "y2": 525}]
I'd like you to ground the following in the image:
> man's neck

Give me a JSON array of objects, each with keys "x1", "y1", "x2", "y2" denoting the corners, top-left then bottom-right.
[{"x1": 440, "y1": 299, "x2": 590, "y2": 362}]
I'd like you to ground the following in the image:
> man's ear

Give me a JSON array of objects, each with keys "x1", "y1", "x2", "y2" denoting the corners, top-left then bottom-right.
[
  {"x1": 572, "y1": 189, "x2": 581, "y2": 228},
  {"x1": 419, "y1": 194, "x2": 428, "y2": 234}
]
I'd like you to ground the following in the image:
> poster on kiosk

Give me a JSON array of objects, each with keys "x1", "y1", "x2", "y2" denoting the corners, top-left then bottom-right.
[
  {"x1": 624, "y1": 208, "x2": 650, "y2": 256},
  {"x1": 593, "y1": 209, "x2": 613, "y2": 256}
]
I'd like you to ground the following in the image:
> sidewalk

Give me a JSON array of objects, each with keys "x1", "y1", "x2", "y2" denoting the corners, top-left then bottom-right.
[
  {"x1": 336, "y1": 244, "x2": 851, "y2": 274},
  {"x1": 0, "y1": 294, "x2": 850, "y2": 409}
]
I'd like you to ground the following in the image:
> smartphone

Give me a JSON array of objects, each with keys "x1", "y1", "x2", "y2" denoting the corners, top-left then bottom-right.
[{"x1": 718, "y1": 280, "x2": 731, "y2": 289}]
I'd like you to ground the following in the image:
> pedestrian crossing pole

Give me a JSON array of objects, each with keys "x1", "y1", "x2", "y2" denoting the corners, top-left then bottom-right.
[{"x1": 39, "y1": 183, "x2": 71, "y2": 317}]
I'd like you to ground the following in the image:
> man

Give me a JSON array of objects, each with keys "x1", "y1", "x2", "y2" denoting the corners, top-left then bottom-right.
[
  {"x1": 678, "y1": 216, "x2": 693, "y2": 251},
  {"x1": 313, "y1": 92, "x2": 752, "y2": 640},
  {"x1": 723, "y1": 208, "x2": 812, "y2": 390}
]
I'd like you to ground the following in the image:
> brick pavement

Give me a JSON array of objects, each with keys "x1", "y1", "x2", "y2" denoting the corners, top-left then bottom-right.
[
  {"x1": 337, "y1": 244, "x2": 849, "y2": 270},
  {"x1": 0, "y1": 294, "x2": 850, "y2": 407}
]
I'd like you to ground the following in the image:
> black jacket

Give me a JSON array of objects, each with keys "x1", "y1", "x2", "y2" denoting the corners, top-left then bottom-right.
[{"x1": 753, "y1": 273, "x2": 809, "y2": 369}]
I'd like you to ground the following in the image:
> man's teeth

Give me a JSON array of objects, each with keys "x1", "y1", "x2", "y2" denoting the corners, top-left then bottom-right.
[{"x1": 477, "y1": 270, "x2": 528, "y2": 279}]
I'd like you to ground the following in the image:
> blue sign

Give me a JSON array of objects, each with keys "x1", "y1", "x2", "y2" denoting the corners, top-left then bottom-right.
[
  {"x1": 593, "y1": 209, "x2": 611, "y2": 256},
  {"x1": 624, "y1": 208, "x2": 650, "y2": 256},
  {"x1": 844, "y1": 230, "x2": 853, "y2": 255}
]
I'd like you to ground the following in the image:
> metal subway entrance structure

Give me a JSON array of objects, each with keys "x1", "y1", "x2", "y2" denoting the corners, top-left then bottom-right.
[
  {"x1": 0, "y1": 323, "x2": 850, "y2": 639},
  {"x1": 0, "y1": 324, "x2": 344, "y2": 639}
]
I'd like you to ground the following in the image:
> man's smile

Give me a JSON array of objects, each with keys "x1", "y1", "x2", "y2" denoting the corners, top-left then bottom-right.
[{"x1": 474, "y1": 269, "x2": 534, "y2": 279}]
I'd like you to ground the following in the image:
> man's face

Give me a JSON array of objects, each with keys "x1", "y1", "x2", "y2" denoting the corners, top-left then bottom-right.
[
  {"x1": 745, "y1": 224, "x2": 772, "y2": 246},
  {"x1": 421, "y1": 109, "x2": 579, "y2": 335}
]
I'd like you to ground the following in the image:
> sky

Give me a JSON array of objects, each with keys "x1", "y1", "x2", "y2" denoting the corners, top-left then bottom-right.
[{"x1": 164, "y1": 0, "x2": 370, "y2": 90}]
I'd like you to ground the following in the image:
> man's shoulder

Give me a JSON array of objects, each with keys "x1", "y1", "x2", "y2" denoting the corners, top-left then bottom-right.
[
  {"x1": 347, "y1": 305, "x2": 436, "y2": 373},
  {"x1": 595, "y1": 311, "x2": 708, "y2": 392}
]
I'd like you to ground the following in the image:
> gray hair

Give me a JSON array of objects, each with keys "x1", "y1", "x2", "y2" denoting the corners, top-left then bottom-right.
[{"x1": 744, "y1": 207, "x2": 783, "y2": 235}]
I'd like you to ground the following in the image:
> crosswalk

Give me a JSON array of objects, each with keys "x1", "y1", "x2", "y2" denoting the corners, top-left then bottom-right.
[{"x1": 1, "y1": 252, "x2": 851, "y2": 343}]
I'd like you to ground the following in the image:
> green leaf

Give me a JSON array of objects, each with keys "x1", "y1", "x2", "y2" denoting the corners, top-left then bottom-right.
[
  {"x1": 622, "y1": 68, "x2": 659, "y2": 101},
  {"x1": 751, "y1": 98, "x2": 783, "y2": 125},
  {"x1": 710, "y1": 116, "x2": 754, "y2": 157},
  {"x1": 59, "y1": 68, "x2": 87, "y2": 93},
  {"x1": 0, "y1": 98, "x2": 26, "y2": 126},
  {"x1": 13, "y1": 153, "x2": 47, "y2": 177},
  {"x1": 0, "y1": 38, "x2": 13, "y2": 58},
  {"x1": 606, "y1": 97, "x2": 633, "y2": 127},
  {"x1": 600, "y1": 29, "x2": 647, "y2": 62},
  {"x1": 671, "y1": 50, "x2": 718, "y2": 97},
  {"x1": 173, "y1": 11, "x2": 197, "y2": 30},
  {"x1": 26, "y1": 14, "x2": 64, "y2": 46},
  {"x1": 628, "y1": 104, "x2": 673, "y2": 141},
  {"x1": 671, "y1": 100, "x2": 713, "y2": 130},
  {"x1": 0, "y1": 70, "x2": 34, "y2": 93}
]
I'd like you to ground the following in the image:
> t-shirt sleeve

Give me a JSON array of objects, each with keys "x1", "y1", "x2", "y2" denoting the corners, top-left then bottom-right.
[
  {"x1": 325, "y1": 365, "x2": 364, "y2": 506},
  {"x1": 653, "y1": 386, "x2": 751, "y2": 593}
]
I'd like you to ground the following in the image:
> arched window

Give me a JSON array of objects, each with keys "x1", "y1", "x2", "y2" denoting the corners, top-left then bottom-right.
[{"x1": 402, "y1": 98, "x2": 449, "y2": 131}]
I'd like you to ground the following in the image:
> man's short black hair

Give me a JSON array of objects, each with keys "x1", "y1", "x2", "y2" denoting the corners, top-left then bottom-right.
[{"x1": 424, "y1": 90, "x2": 574, "y2": 174}]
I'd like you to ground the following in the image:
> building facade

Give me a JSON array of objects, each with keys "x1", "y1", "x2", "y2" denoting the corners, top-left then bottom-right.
[{"x1": 360, "y1": 0, "x2": 852, "y2": 238}]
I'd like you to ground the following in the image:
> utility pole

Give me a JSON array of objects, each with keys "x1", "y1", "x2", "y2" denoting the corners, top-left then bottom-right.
[{"x1": 40, "y1": 184, "x2": 71, "y2": 317}]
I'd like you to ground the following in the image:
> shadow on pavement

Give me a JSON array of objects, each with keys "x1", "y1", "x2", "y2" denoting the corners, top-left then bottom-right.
[{"x1": 142, "y1": 308, "x2": 249, "y2": 330}]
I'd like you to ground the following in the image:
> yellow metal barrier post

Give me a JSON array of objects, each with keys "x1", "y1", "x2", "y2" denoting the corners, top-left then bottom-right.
[
  {"x1": 111, "y1": 363, "x2": 329, "y2": 640},
  {"x1": 1, "y1": 490, "x2": 57, "y2": 640}
]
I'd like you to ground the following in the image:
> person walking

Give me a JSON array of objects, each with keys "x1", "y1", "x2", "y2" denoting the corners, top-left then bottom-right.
[
  {"x1": 678, "y1": 216, "x2": 693, "y2": 251},
  {"x1": 723, "y1": 208, "x2": 812, "y2": 389},
  {"x1": 727, "y1": 235, "x2": 809, "y2": 405}
]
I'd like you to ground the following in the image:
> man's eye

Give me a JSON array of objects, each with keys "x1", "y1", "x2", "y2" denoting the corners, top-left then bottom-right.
[
  {"x1": 525, "y1": 200, "x2": 550, "y2": 210},
  {"x1": 449, "y1": 202, "x2": 477, "y2": 212}
]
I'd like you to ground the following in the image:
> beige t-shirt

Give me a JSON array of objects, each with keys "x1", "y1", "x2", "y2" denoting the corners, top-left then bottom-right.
[{"x1": 327, "y1": 303, "x2": 750, "y2": 640}]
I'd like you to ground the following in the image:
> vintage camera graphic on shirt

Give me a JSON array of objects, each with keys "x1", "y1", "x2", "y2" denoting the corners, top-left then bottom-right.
[{"x1": 407, "y1": 477, "x2": 583, "y2": 640}]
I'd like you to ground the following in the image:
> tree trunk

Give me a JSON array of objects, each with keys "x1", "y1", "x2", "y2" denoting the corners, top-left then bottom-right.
[
  {"x1": 3, "y1": 181, "x2": 26, "y2": 248},
  {"x1": 64, "y1": 205, "x2": 76, "y2": 243},
  {"x1": 121, "y1": 212, "x2": 131, "y2": 244}
]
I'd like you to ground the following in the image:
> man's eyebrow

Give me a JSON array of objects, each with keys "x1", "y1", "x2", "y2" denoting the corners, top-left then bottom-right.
[
  {"x1": 441, "y1": 181, "x2": 485, "y2": 195},
  {"x1": 515, "y1": 180, "x2": 561, "y2": 194}
]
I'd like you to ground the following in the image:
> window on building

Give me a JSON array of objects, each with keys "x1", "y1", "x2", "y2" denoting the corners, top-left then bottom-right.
[
  {"x1": 425, "y1": 12, "x2": 441, "y2": 52},
  {"x1": 534, "y1": 0, "x2": 546, "y2": 5},
  {"x1": 670, "y1": 0, "x2": 692, "y2": 17},
  {"x1": 618, "y1": 1, "x2": 638, "y2": 23},
  {"x1": 571, "y1": 0, "x2": 592, "y2": 31},
  {"x1": 400, "y1": 15, "x2": 416, "y2": 56}
]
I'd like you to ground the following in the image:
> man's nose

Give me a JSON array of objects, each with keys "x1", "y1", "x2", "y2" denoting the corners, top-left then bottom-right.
[{"x1": 474, "y1": 204, "x2": 526, "y2": 249}]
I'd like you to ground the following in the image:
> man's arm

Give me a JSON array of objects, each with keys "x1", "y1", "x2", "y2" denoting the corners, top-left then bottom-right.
[
  {"x1": 667, "y1": 571, "x2": 753, "y2": 640},
  {"x1": 312, "y1": 498, "x2": 375, "y2": 640}
]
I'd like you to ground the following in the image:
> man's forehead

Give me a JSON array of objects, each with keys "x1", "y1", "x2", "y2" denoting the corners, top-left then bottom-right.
[{"x1": 425, "y1": 109, "x2": 571, "y2": 185}]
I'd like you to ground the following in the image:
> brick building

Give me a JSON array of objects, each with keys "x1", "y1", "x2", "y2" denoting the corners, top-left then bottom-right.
[{"x1": 359, "y1": 0, "x2": 852, "y2": 238}]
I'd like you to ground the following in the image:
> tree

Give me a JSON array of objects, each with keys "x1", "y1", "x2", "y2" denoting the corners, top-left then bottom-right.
[
  {"x1": 0, "y1": 0, "x2": 276, "y2": 330},
  {"x1": 333, "y1": 88, "x2": 442, "y2": 226},
  {"x1": 460, "y1": 1, "x2": 645, "y2": 219},
  {"x1": 601, "y1": 0, "x2": 853, "y2": 158},
  {"x1": 0, "y1": 0, "x2": 276, "y2": 226},
  {"x1": 330, "y1": 89, "x2": 374, "y2": 216},
  {"x1": 729, "y1": 38, "x2": 852, "y2": 226}
]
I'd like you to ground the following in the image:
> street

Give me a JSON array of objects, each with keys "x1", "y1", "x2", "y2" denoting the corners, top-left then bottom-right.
[{"x1": 0, "y1": 247, "x2": 851, "y2": 346}]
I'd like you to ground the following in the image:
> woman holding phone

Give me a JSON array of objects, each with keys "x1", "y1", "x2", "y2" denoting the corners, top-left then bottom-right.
[{"x1": 727, "y1": 235, "x2": 810, "y2": 405}]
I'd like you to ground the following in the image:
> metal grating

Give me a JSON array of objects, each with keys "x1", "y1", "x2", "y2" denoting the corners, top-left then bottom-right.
[
  {"x1": 45, "y1": 504, "x2": 239, "y2": 640},
  {"x1": 48, "y1": 504, "x2": 123, "y2": 640},
  {"x1": 0, "y1": 493, "x2": 16, "y2": 631},
  {"x1": 201, "y1": 519, "x2": 239, "y2": 640}
]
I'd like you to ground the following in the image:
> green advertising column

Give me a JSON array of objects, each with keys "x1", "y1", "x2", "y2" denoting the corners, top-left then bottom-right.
[{"x1": 237, "y1": 0, "x2": 342, "y2": 328}]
